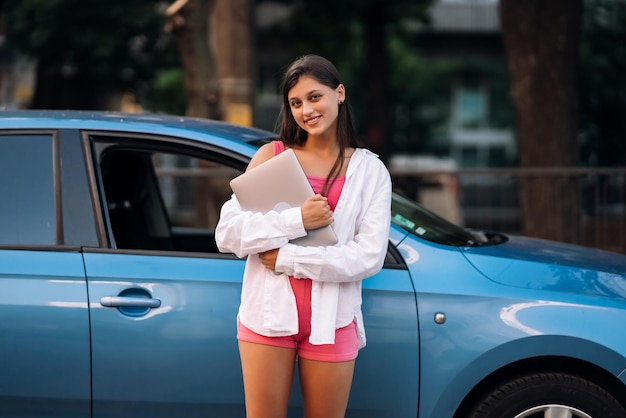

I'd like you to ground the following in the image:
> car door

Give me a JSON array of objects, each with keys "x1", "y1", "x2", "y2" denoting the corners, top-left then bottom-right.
[
  {"x1": 83, "y1": 134, "x2": 248, "y2": 417},
  {"x1": 0, "y1": 132, "x2": 91, "y2": 418},
  {"x1": 84, "y1": 251, "x2": 245, "y2": 417}
]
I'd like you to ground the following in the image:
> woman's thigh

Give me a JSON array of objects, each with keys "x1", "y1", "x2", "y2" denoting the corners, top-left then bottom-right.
[
  {"x1": 238, "y1": 341, "x2": 297, "y2": 418},
  {"x1": 298, "y1": 358, "x2": 356, "y2": 418}
]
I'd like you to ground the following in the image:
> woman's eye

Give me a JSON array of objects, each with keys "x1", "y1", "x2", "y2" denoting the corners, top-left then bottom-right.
[
  {"x1": 290, "y1": 101, "x2": 301, "y2": 108},
  {"x1": 310, "y1": 94, "x2": 321, "y2": 101}
]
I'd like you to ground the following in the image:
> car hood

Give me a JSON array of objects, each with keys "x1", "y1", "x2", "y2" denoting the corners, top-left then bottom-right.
[{"x1": 461, "y1": 235, "x2": 626, "y2": 301}]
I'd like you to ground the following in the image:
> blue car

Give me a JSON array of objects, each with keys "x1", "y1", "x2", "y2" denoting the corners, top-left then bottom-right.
[{"x1": 1, "y1": 110, "x2": 625, "y2": 418}]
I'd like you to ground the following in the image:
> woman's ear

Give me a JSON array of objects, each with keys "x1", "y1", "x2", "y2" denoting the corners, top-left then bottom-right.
[{"x1": 337, "y1": 84, "x2": 346, "y2": 104}]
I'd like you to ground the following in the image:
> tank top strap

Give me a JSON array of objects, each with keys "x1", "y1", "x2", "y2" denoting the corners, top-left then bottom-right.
[{"x1": 273, "y1": 140, "x2": 285, "y2": 156}]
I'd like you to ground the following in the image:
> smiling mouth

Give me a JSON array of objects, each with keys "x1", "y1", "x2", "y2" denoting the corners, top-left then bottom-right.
[{"x1": 305, "y1": 116, "x2": 321, "y2": 125}]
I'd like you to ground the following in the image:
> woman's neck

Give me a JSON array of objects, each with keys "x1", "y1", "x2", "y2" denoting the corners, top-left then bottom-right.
[{"x1": 302, "y1": 135, "x2": 340, "y2": 158}]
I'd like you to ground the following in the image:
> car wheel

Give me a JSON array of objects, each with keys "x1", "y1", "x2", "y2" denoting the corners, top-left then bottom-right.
[{"x1": 468, "y1": 372, "x2": 626, "y2": 418}]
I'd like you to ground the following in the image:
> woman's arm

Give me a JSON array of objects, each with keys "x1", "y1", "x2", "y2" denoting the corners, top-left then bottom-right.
[{"x1": 215, "y1": 197, "x2": 306, "y2": 258}]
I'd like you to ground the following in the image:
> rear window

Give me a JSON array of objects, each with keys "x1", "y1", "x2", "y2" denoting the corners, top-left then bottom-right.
[{"x1": 0, "y1": 134, "x2": 56, "y2": 245}]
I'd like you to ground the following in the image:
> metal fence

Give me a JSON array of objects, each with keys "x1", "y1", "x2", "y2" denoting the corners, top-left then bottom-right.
[{"x1": 390, "y1": 166, "x2": 626, "y2": 255}]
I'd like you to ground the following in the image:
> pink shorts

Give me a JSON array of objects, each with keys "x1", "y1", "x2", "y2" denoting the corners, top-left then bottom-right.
[{"x1": 237, "y1": 277, "x2": 359, "y2": 362}]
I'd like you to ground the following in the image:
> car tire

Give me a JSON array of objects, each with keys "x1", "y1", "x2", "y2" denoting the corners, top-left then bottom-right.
[{"x1": 468, "y1": 372, "x2": 626, "y2": 418}]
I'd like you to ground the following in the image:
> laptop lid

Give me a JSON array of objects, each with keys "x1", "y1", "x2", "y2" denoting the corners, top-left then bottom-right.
[{"x1": 229, "y1": 148, "x2": 338, "y2": 247}]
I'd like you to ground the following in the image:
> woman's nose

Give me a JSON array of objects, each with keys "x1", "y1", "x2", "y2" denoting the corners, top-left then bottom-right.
[{"x1": 302, "y1": 101, "x2": 313, "y2": 115}]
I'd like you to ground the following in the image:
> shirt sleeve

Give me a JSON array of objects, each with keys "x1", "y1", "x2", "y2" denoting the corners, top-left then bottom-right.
[
  {"x1": 215, "y1": 195, "x2": 307, "y2": 258},
  {"x1": 274, "y1": 162, "x2": 392, "y2": 282}
]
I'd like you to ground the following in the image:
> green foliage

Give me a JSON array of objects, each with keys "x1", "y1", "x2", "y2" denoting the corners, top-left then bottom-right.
[
  {"x1": 388, "y1": 37, "x2": 457, "y2": 154},
  {"x1": 3, "y1": 0, "x2": 182, "y2": 107},
  {"x1": 142, "y1": 68, "x2": 186, "y2": 115}
]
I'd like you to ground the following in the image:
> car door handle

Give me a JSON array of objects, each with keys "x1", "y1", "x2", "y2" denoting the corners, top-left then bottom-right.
[{"x1": 100, "y1": 296, "x2": 161, "y2": 308}]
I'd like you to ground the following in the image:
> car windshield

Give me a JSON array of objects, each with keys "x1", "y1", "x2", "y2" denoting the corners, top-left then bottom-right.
[{"x1": 391, "y1": 192, "x2": 490, "y2": 247}]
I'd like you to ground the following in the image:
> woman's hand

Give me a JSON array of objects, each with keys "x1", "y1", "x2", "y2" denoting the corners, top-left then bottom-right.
[
  {"x1": 257, "y1": 195, "x2": 331, "y2": 270},
  {"x1": 301, "y1": 194, "x2": 334, "y2": 230},
  {"x1": 258, "y1": 248, "x2": 279, "y2": 270}
]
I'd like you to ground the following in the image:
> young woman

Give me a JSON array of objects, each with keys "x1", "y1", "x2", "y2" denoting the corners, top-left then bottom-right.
[{"x1": 215, "y1": 54, "x2": 391, "y2": 418}]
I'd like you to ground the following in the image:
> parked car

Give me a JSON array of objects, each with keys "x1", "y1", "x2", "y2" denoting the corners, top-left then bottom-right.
[{"x1": 1, "y1": 110, "x2": 625, "y2": 418}]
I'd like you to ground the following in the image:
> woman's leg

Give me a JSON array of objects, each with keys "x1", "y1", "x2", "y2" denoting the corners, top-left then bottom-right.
[
  {"x1": 298, "y1": 358, "x2": 356, "y2": 418},
  {"x1": 239, "y1": 341, "x2": 297, "y2": 418}
]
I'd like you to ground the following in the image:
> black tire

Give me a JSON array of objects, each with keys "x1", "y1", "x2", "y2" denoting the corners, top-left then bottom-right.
[{"x1": 468, "y1": 372, "x2": 626, "y2": 418}]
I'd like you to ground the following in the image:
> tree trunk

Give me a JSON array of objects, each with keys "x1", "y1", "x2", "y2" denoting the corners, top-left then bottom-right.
[
  {"x1": 499, "y1": 0, "x2": 582, "y2": 243},
  {"x1": 167, "y1": 0, "x2": 221, "y2": 119},
  {"x1": 364, "y1": 0, "x2": 391, "y2": 163},
  {"x1": 211, "y1": 0, "x2": 253, "y2": 125}
]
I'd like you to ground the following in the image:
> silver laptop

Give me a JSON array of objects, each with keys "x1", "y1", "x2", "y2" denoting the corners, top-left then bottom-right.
[{"x1": 229, "y1": 148, "x2": 338, "y2": 247}]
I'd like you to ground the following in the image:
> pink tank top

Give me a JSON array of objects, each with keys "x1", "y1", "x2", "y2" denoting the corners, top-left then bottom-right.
[{"x1": 273, "y1": 141, "x2": 345, "y2": 210}]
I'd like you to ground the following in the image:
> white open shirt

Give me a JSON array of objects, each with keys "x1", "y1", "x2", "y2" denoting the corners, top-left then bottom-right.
[{"x1": 215, "y1": 148, "x2": 392, "y2": 348}]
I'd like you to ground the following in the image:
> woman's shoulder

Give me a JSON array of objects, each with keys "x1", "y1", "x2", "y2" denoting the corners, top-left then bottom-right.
[
  {"x1": 353, "y1": 147, "x2": 385, "y2": 165},
  {"x1": 245, "y1": 142, "x2": 276, "y2": 172},
  {"x1": 351, "y1": 148, "x2": 391, "y2": 176}
]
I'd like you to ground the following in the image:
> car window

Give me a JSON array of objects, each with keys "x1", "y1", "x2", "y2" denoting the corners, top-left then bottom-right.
[
  {"x1": 0, "y1": 134, "x2": 56, "y2": 246},
  {"x1": 98, "y1": 145, "x2": 242, "y2": 252},
  {"x1": 154, "y1": 152, "x2": 241, "y2": 236}
]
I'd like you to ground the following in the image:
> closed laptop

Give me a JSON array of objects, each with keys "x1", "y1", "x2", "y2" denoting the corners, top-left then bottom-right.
[{"x1": 229, "y1": 148, "x2": 338, "y2": 247}]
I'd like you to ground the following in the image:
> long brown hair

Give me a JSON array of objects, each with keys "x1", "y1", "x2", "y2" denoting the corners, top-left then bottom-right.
[{"x1": 276, "y1": 55, "x2": 362, "y2": 196}]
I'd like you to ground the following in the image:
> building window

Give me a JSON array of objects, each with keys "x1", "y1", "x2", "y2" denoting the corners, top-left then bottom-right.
[{"x1": 452, "y1": 82, "x2": 488, "y2": 129}]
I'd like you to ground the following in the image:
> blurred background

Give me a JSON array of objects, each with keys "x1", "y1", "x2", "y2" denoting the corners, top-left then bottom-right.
[{"x1": 1, "y1": 0, "x2": 624, "y2": 253}]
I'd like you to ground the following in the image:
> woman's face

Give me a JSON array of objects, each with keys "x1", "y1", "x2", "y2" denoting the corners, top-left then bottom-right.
[{"x1": 287, "y1": 75, "x2": 345, "y2": 139}]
